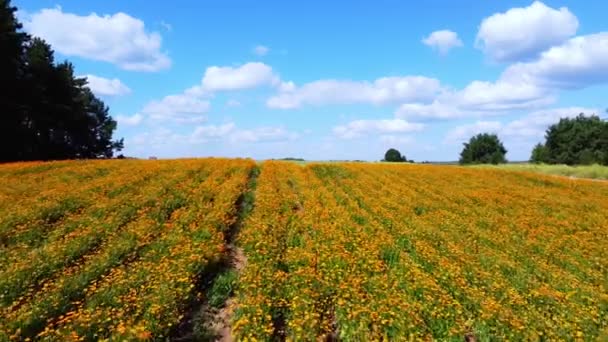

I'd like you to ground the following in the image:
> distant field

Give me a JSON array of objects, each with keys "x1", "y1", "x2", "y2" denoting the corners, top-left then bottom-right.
[
  {"x1": 471, "y1": 163, "x2": 608, "y2": 180},
  {"x1": 1, "y1": 160, "x2": 607, "y2": 340}
]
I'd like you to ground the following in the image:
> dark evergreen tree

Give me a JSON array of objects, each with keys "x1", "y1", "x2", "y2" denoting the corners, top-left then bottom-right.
[
  {"x1": 0, "y1": 0, "x2": 123, "y2": 162},
  {"x1": 0, "y1": 0, "x2": 29, "y2": 161}
]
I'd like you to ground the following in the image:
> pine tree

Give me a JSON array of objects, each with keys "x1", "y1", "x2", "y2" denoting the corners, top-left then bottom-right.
[{"x1": 0, "y1": 0, "x2": 123, "y2": 161}]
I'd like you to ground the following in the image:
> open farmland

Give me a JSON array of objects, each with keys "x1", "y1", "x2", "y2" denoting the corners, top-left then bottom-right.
[
  {"x1": 235, "y1": 162, "x2": 608, "y2": 340},
  {"x1": 0, "y1": 159, "x2": 255, "y2": 340},
  {"x1": 1, "y1": 160, "x2": 607, "y2": 340}
]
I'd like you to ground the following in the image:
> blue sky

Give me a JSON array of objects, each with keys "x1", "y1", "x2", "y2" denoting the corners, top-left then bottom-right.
[{"x1": 14, "y1": 0, "x2": 608, "y2": 161}]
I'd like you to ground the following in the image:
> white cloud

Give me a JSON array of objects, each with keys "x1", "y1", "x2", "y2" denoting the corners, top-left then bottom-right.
[
  {"x1": 130, "y1": 123, "x2": 299, "y2": 151},
  {"x1": 333, "y1": 119, "x2": 425, "y2": 139},
  {"x1": 379, "y1": 135, "x2": 414, "y2": 146},
  {"x1": 129, "y1": 127, "x2": 182, "y2": 147},
  {"x1": 501, "y1": 107, "x2": 599, "y2": 139},
  {"x1": 229, "y1": 127, "x2": 299, "y2": 143},
  {"x1": 267, "y1": 76, "x2": 441, "y2": 109},
  {"x1": 202, "y1": 62, "x2": 279, "y2": 91},
  {"x1": 444, "y1": 121, "x2": 503, "y2": 144},
  {"x1": 125, "y1": 62, "x2": 281, "y2": 125},
  {"x1": 141, "y1": 94, "x2": 210, "y2": 123},
  {"x1": 408, "y1": 31, "x2": 606, "y2": 121},
  {"x1": 193, "y1": 124, "x2": 299, "y2": 143},
  {"x1": 501, "y1": 33, "x2": 608, "y2": 89},
  {"x1": 116, "y1": 113, "x2": 143, "y2": 126},
  {"x1": 191, "y1": 123, "x2": 236, "y2": 141},
  {"x1": 22, "y1": 7, "x2": 171, "y2": 71},
  {"x1": 395, "y1": 79, "x2": 553, "y2": 120},
  {"x1": 83, "y1": 74, "x2": 131, "y2": 97},
  {"x1": 445, "y1": 106, "x2": 598, "y2": 144},
  {"x1": 422, "y1": 30, "x2": 463, "y2": 55},
  {"x1": 457, "y1": 80, "x2": 553, "y2": 111},
  {"x1": 278, "y1": 81, "x2": 296, "y2": 92},
  {"x1": 253, "y1": 45, "x2": 269, "y2": 56},
  {"x1": 476, "y1": 1, "x2": 578, "y2": 62},
  {"x1": 396, "y1": 101, "x2": 465, "y2": 120}
]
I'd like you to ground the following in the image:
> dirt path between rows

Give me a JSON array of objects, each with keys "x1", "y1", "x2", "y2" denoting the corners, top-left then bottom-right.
[{"x1": 171, "y1": 166, "x2": 258, "y2": 341}]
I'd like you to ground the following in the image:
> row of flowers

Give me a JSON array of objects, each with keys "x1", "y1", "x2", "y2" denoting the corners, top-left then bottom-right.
[
  {"x1": 0, "y1": 158, "x2": 254, "y2": 340},
  {"x1": 1, "y1": 159, "x2": 605, "y2": 340},
  {"x1": 233, "y1": 162, "x2": 608, "y2": 340}
]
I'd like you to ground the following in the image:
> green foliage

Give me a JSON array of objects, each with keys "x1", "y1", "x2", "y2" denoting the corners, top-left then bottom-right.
[
  {"x1": 459, "y1": 133, "x2": 507, "y2": 165},
  {"x1": 208, "y1": 270, "x2": 238, "y2": 308},
  {"x1": 0, "y1": 0, "x2": 122, "y2": 162},
  {"x1": 380, "y1": 245, "x2": 400, "y2": 268},
  {"x1": 536, "y1": 114, "x2": 608, "y2": 165},
  {"x1": 384, "y1": 148, "x2": 407, "y2": 162},
  {"x1": 530, "y1": 143, "x2": 549, "y2": 164},
  {"x1": 310, "y1": 164, "x2": 353, "y2": 180}
]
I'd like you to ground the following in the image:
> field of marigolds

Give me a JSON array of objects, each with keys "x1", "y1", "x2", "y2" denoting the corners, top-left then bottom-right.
[{"x1": 1, "y1": 159, "x2": 607, "y2": 341}]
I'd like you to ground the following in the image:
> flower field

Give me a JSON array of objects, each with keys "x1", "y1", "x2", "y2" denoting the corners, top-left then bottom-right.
[
  {"x1": 1, "y1": 160, "x2": 607, "y2": 340},
  {"x1": 0, "y1": 158, "x2": 255, "y2": 340},
  {"x1": 234, "y1": 162, "x2": 608, "y2": 340}
]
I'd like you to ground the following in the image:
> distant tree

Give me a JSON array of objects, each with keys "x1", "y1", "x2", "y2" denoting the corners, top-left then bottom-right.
[
  {"x1": 0, "y1": 0, "x2": 122, "y2": 162},
  {"x1": 0, "y1": 0, "x2": 29, "y2": 161},
  {"x1": 459, "y1": 133, "x2": 507, "y2": 164},
  {"x1": 530, "y1": 143, "x2": 549, "y2": 164},
  {"x1": 538, "y1": 114, "x2": 608, "y2": 165},
  {"x1": 384, "y1": 148, "x2": 406, "y2": 162}
]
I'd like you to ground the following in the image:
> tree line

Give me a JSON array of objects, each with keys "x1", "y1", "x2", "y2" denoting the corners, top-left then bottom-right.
[
  {"x1": 384, "y1": 113, "x2": 608, "y2": 165},
  {"x1": 0, "y1": 0, "x2": 122, "y2": 162}
]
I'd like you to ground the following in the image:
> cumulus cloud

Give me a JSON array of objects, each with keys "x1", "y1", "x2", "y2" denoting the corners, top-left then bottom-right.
[
  {"x1": 501, "y1": 33, "x2": 608, "y2": 89},
  {"x1": 193, "y1": 124, "x2": 298, "y2": 143},
  {"x1": 501, "y1": 107, "x2": 599, "y2": 138},
  {"x1": 129, "y1": 127, "x2": 184, "y2": 147},
  {"x1": 229, "y1": 127, "x2": 299, "y2": 143},
  {"x1": 202, "y1": 62, "x2": 279, "y2": 91},
  {"x1": 130, "y1": 123, "x2": 299, "y2": 150},
  {"x1": 333, "y1": 119, "x2": 425, "y2": 139},
  {"x1": 395, "y1": 101, "x2": 465, "y2": 120},
  {"x1": 267, "y1": 76, "x2": 442, "y2": 109},
  {"x1": 395, "y1": 79, "x2": 554, "y2": 120},
  {"x1": 278, "y1": 81, "x2": 296, "y2": 92},
  {"x1": 456, "y1": 80, "x2": 553, "y2": 111},
  {"x1": 422, "y1": 30, "x2": 463, "y2": 55},
  {"x1": 476, "y1": 1, "x2": 578, "y2": 62},
  {"x1": 379, "y1": 135, "x2": 414, "y2": 146},
  {"x1": 445, "y1": 106, "x2": 598, "y2": 144},
  {"x1": 444, "y1": 121, "x2": 503, "y2": 144},
  {"x1": 191, "y1": 123, "x2": 236, "y2": 141},
  {"x1": 253, "y1": 45, "x2": 269, "y2": 56},
  {"x1": 116, "y1": 113, "x2": 143, "y2": 126},
  {"x1": 21, "y1": 7, "x2": 171, "y2": 71},
  {"x1": 408, "y1": 32, "x2": 606, "y2": 120},
  {"x1": 125, "y1": 62, "x2": 281, "y2": 125},
  {"x1": 83, "y1": 74, "x2": 131, "y2": 97},
  {"x1": 141, "y1": 94, "x2": 210, "y2": 123}
]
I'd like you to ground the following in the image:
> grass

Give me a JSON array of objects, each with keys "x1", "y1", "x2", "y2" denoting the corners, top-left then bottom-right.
[
  {"x1": 469, "y1": 163, "x2": 608, "y2": 180},
  {"x1": 208, "y1": 270, "x2": 238, "y2": 308}
]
